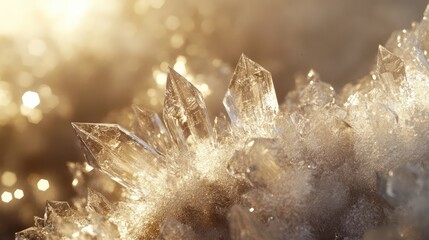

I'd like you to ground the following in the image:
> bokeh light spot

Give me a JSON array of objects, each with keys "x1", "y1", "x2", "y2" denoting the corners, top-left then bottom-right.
[
  {"x1": 37, "y1": 179, "x2": 50, "y2": 191},
  {"x1": 22, "y1": 91, "x2": 40, "y2": 109},
  {"x1": 1, "y1": 191, "x2": 13, "y2": 203},
  {"x1": 14, "y1": 189, "x2": 24, "y2": 199},
  {"x1": 1, "y1": 171, "x2": 17, "y2": 187}
]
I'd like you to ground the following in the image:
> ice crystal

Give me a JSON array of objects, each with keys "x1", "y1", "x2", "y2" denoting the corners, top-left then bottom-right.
[
  {"x1": 17, "y1": 6, "x2": 429, "y2": 240},
  {"x1": 163, "y1": 68, "x2": 214, "y2": 149},
  {"x1": 223, "y1": 54, "x2": 279, "y2": 134}
]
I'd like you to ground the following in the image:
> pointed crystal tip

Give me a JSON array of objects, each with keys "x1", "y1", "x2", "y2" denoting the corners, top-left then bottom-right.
[
  {"x1": 44, "y1": 201, "x2": 73, "y2": 226},
  {"x1": 223, "y1": 54, "x2": 278, "y2": 132},
  {"x1": 377, "y1": 45, "x2": 388, "y2": 54},
  {"x1": 376, "y1": 45, "x2": 405, "y2": 87},
  {"x1": 71, "y1": 122, "x2": 164, "y2": 196},
  {"x1": 376, "y1": 45, "x2": 404, "y2": 71},
  {"x1": 163, "y1": 67, "x2": 213, "y2": 148}
]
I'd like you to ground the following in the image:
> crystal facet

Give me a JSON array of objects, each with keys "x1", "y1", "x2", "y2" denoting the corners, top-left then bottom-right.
[
  {"x1": 213, "y1": 113, "x2": 231, "y2": 141},
  {"x1": 376, "y1": 46, "x2": 407, "y2": 95},
  {"x1": 163, "y1": 68, "x2": 214, "y2": 149},
  {"x1": 299, "y1": 69, "x2": 335, "y2": 107},
  {"x1": 223, "y1": 54, "x2": 278, "y2": 131},
  {"x1": 86, "y1": 188, "x2": 113, "y2": 215},
  {"x1": 376, "y1": 46, "x2": 406, "y2": 85},
  {"x1": 44, "y1": 201, "x2": 73, "y2": 227},
  {"x1": 72, "y1": 123, "x2": 165, "y2": 195},
  {"x1": 132, "y1": 106, "x2": 173, "y2": 154}
]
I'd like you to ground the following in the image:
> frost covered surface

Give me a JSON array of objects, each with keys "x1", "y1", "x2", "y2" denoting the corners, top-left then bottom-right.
[{"x1": 16, "y1": 6, "x2": 429, "y2": 240}]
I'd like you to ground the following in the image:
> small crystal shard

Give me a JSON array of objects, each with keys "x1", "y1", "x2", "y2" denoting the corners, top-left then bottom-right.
[
  {"x1": 72, "y1": 123, "x2": 165, "y2": 195},
  {"x1": 44, "y1": 201, "x2": 74, "y2": 227},
  {"x1": 227, "y1": 138, "x2": 281, "y2": 187},
  {"x1": 223, "y1": 54, "x2": 278, "y2": 131},
  {"x1": 34, "y1": 217, "x2": 44, "y2": 228},
  {"x1": 132, "y1": 106, "x2": 172, "y2": 154},
  {"x1": 375, "y1": 46, "x2": 407, "y2": 99},
  {"x1": 163, "y1": 68, "x2": 213, "y2": 149},
  {"x1": 86, "y1": 189, "x2": 113, "y2": 215},
  {"x1": 213, "y1": 113, "x2": 231, "y2": 141},
  {"x1": 299, "y1": 69, "x2": 335, "y2": 107},
  {"x1": 376, "y1": 46, "x2": 406, "y2": 87}
]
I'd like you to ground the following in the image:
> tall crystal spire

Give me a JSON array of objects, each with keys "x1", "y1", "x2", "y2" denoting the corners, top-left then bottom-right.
[
  {"x1": 163, "y1": 68, "x2": 213, "y2": 149},
  {"x1": 223, "y1": 54, "x2": 278, "y2": 132},
  {"x1": 71, "y1": 123, "x2": 165, "y2": 195}
]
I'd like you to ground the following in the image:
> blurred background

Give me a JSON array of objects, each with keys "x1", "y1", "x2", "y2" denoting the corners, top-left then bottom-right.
[{"x1": 0, "y1": 0, "x2": 427, "y2": 238}]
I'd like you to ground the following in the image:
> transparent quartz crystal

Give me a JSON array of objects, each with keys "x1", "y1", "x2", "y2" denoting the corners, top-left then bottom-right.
[
  {"x1": 132, "y1": 106, "x2": 173, "y2": 154},
  {"x1": 223, "y1": 54, "x2": 279, "y2": 132},
  {"x1": 72, "y1": 123, "x2": 165, "y2": 196},
  {"x1": 163, "y1": 68, "x2": 214, "y2": 149}
]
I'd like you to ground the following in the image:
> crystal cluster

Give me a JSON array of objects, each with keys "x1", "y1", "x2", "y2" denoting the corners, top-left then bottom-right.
[{"x1": 17, "y1": 6, "x2": 429, "y2": 240}]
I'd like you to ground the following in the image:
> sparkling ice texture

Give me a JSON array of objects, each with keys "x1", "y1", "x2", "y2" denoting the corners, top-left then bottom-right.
[{"x1": 17, "y1": 6, "x2": 429, "y2": 240}]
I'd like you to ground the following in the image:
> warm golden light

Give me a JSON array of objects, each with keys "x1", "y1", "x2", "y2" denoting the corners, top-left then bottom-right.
[
  {"x1": 153, "y1": 70, "x2": 167, "y2": 86},
  {"x1": 27, "y1": 38, "x2": 47, "y2": 56},
  {"x1": 22, "y1": 91, "x2": 40, "y2": 109},
  {"x1": 173, "y1": 56, "x2": 187, "y2": 75},
  {"x1": 0, "y1": 81, "x2": 12, "y2": 107},
  {"x1": 170, "y1": 34, "x2": 184, "y2": 48},
  {"x1": 1, "y1": 171, "x2": 17, "y2": 187},
  {"x1": 165, "y1": 15, "x2": 180, "y2": 31},
  {"x1": 72, "y1": 178, "x2": 79, "y2": 187},
  {"x1": 14, "y1": 189, "x2": 24, "y2": 199},
  {"x1": 198, "y1": 83, "x2": 211, "y2": 96},
  {"x1": 149, "y1": 0, "x2": 165, "y2": 9},
  {"x1": 37, "y1": 179, "x2": 50, "y2": 191},
  {"x1": 38, "y1": 0, "x2": 90, "y2": 31},
  {"x1": 1, "y1": 191, "x2": 13, "y2": 203},
  {"x1": 84, "y1": 163, "x2": 94, "y2": 172}
]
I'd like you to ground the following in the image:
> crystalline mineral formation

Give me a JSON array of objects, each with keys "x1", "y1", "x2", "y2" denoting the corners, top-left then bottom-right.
[{"x1": 17, "y1": 6, "x2": 429, "y2": 240}]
